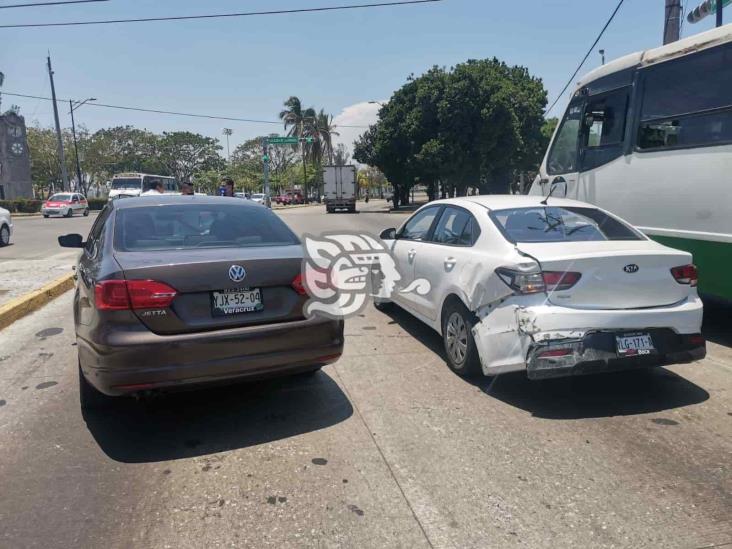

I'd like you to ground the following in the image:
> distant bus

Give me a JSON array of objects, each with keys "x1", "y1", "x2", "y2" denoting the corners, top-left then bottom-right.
[
  {"x1": 108, "y1": 173, "x2": 179, "y2": 200},
  {"x1": 530, "y1": 24, "x2": 732, "y2": 302}
]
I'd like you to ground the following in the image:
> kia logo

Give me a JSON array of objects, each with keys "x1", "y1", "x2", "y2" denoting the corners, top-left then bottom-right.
[
  {"x1": 228, "y1": 264, "x2": 247, "y2": 283},
  {"x1": 623, "y1": 264, "x2": 640, "y2": 273}
]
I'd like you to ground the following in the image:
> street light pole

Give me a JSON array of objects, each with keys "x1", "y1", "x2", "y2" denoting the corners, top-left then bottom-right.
[{"x1": 69, "y1": 97, "x2": 95, "y2": 195}]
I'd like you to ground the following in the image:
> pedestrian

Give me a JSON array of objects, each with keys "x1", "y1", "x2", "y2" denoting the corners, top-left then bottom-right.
[
  {"x1": 220, "y1": 177, "x2": 235, "y2": 197},
  {"x1": 141, "y1": 179, "x2": 165, "y2": 196},
  {"x1": 181, "y1": 182, "x2": 195, "y2": 196}
]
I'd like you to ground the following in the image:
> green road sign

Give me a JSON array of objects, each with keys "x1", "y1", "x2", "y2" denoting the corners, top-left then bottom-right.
[
  {"x1": 268, "y1": 136, "x2": 299, "y2": 145},
  {"x1": 268, "y1": 136, "x2": 315, "y2": 145}
]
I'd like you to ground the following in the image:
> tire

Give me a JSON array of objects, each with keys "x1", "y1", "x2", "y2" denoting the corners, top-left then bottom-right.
[
  {"x1": 373, "y1": 299, "x2": 392, "y2": 312},
  {"x1": 83, "y1": 208, "x2": 90, "y2": 217},
  {"x1": 441, "y1": 300, "x2": 482, "y2": 377},
  {"x1": 64, "y1": 208, "x2": 73, "y2": 218},
  {"x1": 0, "y1": 224, "x2": 9, "y2": 247},
  {"x1": 43, "y1": 214, "x2": 49, "y2": 219},
  {"x1": 78, "y1": 363, "x2": 113, "y2": 410}
]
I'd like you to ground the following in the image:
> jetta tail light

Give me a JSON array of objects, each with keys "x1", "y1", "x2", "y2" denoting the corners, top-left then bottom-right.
[
  {"x1": 496, "y1": 268, "x2": 581, "y2": 294},
  {"x1": 95, "y1": 280, "x2": 178, "y2": 310},
  {"x1": 671, "y1": 264, "x2": 698, "y2": 287},
  {"x1": 291, "y1": 273, "x2": 308, "y2": 296}
]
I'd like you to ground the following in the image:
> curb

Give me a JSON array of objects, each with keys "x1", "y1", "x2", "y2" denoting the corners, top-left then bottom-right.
[{"x1": 0, "y1": 273, "x2": 75, "y2": 331}]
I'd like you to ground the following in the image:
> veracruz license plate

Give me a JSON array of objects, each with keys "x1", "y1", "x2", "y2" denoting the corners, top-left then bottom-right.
[
  {"x1": 211, "y1": 288, "x2": 263, "y2": 316},
  {"x1": 616, "y1": 333, "x2": 655, "y2": 356}
]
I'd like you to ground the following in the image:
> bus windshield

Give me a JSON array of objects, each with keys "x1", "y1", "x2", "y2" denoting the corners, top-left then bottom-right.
[{"x1": 111, "y1": 178, "x2": 142, "y2": 190}]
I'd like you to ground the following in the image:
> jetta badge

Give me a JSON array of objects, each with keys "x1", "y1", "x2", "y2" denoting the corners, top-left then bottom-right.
[
  {"x1": 623, "y1": 264, "x2": 640, "y2": 273},
  {"x1": 229, "y1": 264, "x2": 247, "y2": 283}
]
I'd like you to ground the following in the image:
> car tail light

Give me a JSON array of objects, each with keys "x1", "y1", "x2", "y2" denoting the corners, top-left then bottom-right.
[
  {"x1": 542, "y1": 271, "x2": 582, "y2": 291},
  {"x1": 95, "y1": 280, "x2": 177, "y2": 310},
  {"x1": 496, "y1": 268, "x2": 581, "y2": 294},
  {"x1": 291, "y1": 273, "x2": 307, "y2": 296},
  {"x1": 688, "y1": 334, "x2": 705, "y2": 346},
  {"x1": 671, "y1": 264, "x2": 698, "y2": 287},
  {"x1": 538, "y1": 348, "x2": 573, "y2": 358}
]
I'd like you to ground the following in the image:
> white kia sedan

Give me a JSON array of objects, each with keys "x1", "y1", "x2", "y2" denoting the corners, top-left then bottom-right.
[{"x1": 377, "y1": 196, "x2": 705, "y2": 380}]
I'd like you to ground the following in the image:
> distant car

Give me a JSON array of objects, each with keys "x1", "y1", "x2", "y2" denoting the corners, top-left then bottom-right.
[
  {"x1": 0, "y1": 206, "x2": 12, "y2": 247},
  {"x1": 377, "y1": 195, "x2": 705, "y2": 380},
  {"x1": 250, "y1": 193, "x2": 271, "y2": 207},
  {"x1": 58, "y1": 195, "x2": 344, "y2": 408},
  {"x1": 275, "y1": 194, "x2": 291, "y2": 206},
  {"x1": 42, "y1": 193, "x2": 89, "y2": 218}
]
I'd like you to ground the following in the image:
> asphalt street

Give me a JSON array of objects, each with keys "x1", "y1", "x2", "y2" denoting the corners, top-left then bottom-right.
[{"x1": 0, "y1": 201, "x2": 730, "y2": 548}]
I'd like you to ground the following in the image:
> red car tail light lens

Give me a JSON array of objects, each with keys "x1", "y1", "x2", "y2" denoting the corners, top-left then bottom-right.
[
  {"x1": 95, "y1": 280, "x2": 131, "y2": 310},
  {"x1": 671, "y1": 264, "x2": 698, "y2": 287},
  {"x1": 542, "y1": 271, "x2": 582, "y2": 291},
  {"x1": 95, "y1": 280, "x2": 177, "y2": 310},
  {"x1": 291, "y1": 273, "x2": 308, "y2": 296}
]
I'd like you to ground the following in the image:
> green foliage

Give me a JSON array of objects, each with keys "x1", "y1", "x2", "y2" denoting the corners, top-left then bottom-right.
[
  {"x1": 354, "y1": 58, "x2": 549, "y2": 204},
  {"x1": 0, "y1": 199, "x2": 43, "y2": 213}
]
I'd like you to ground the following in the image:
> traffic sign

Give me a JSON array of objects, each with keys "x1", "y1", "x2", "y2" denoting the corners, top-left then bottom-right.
[{"x1": 268, "y1": 136, "x2": 299, "y2": 145}]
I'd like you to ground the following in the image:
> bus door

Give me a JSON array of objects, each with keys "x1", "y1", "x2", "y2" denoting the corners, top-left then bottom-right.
[{"x1": 542, "y1": 98, "x2": 583, "y2": 198}]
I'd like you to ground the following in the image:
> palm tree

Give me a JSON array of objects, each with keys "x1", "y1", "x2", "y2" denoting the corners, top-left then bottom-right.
[
  {"x1": 312, "y1": 109, "x2": 339, "y2": 165},
  {"x1": 279, "y1": 96, "x2": 316, "y2": 197}
]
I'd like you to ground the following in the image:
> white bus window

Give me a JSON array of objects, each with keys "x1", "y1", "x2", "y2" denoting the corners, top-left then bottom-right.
[
  {"x1": 547, "y1": 102, "x2": 582, "y2": 175},
  {"x1": 638, "y1": 44, "x2": 732, "y2": 150},
  {"x1": 582, "y1": 90, "x2": 628, "y2": 148}
]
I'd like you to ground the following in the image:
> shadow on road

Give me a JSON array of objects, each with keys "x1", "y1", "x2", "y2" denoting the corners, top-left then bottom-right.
[
  {"x1": 83, "y1": 371, "x2": 353, "y2": 463},
  {"x1": 381, "y1": 303, "x2": 710, "y2": 420}
]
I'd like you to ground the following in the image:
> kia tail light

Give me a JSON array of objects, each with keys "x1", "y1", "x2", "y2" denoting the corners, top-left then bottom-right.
[
  {"x1": 671, "y1": 264, "x2": 698, "y2": 287},
  {"x1": 496, "y1": 268, "x2": 581, "y2": 295},
  {"x1": 95, "y1": 280, "x2": 177, "y2": 310}
]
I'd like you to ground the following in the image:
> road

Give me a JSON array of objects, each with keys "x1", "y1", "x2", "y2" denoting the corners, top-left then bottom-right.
[{"x1": 0, "y1": 201, "x2": 730, "y2": 548}]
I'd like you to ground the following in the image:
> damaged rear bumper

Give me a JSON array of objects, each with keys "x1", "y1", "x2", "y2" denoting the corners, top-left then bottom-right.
[
  {"x1": 472, "y1": 296, "x2": 705, "y2": 379},
  {"x1": 526, "y1": 329, "x2": 706, "y2": 380}
]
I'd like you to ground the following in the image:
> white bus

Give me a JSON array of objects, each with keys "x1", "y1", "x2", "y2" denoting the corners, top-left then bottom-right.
[
  {"x1": 531, "y1": 24, "x2": 732, "y2": 302},
  {"x1": 109, "y1": 173, "x2": 179, "y2": 200}
]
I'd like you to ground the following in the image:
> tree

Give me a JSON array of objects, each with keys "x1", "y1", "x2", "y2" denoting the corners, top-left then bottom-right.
[
  {"x1": 333, "y1": 143, "x2": 351, "y2": 166},
  {"x1": 156, "y1": 131, "x2": 224, "y2": 183},
  {"x1": 312, "y1": 109, "x2": 338, "y2": 165}
]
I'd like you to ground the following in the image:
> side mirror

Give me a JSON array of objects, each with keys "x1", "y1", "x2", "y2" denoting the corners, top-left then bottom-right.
[
  {"x1": 58, "y1": 233, "x2": 85, "y2": 248},
  {"x1": 380, "y1": 228, "x2": 397, "y2": 240},
  {"x1": 550, "y1": 176, "x2": 568, "y2": 198}
]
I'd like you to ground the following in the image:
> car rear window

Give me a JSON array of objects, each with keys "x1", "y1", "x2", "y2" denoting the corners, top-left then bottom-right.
[
  {"x1": 490, "y1": 206, "x2": 643, "y2": 243},
  {"x1": 114, "y1": 204, "x2": 300, "y2": 251},
  {"x1": 50, "y1": 194, "x2": 72, "y2": 201}
]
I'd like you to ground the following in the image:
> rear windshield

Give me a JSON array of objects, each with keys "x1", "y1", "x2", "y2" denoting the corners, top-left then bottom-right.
[
  {"x1": 49, "y1": 194, "x2": 71, "y2": 201},
  {"x1": 491, "y1": 206, "x2": 643, "y2": 243},
  {"x1": 114, "y1": 204, "x2": 300, "y2": 251}
]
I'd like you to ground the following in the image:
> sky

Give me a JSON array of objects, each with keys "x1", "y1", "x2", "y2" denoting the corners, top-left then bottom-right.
[{"x1": 0, "y1": 0, "x2": 723, "y2": 158}]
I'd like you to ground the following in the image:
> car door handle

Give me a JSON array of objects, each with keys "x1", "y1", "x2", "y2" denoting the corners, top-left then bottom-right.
[
  {"x1": 408, "y1": 249, "x2": 416, "y2": 262},
  {"x1": 444, "y1": 257, "x2": 456, "y2": 269}
]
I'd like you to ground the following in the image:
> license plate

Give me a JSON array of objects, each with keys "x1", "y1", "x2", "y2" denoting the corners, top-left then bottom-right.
[
  {"x1": 211, "y1": 288, "x2": 263, "y2": 316},
  {"x1": 616, "y1": 333, "x2": 655, "y2": 356}
]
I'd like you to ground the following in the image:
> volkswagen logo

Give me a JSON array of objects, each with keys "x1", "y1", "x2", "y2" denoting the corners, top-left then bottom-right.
[
  {"x1": 228, "y1": 264, "x2": 247, "y2": 283},
  {"x1": 623, "y1": 264, "x2": 640, "y2": 274}
]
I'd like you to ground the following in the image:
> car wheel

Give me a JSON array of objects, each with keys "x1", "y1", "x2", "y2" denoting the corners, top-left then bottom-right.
[
  {"x1": 373, "y1": 298, "x2": 392, "y2": 312},
  {"x1": 64, "y1": 208, "x2": 73, "y2": 218},
  {"x1": 78, "y1": 363, "x2": 113, "y2": 410},
  {"x1": 442, "y1": 300, "x2": 482, "y2": 377},
  {"x1": 43, "y1": 214, "x2": 50, "y2": 219},
  {"x1": 83, "y1": 208, "x2": 90, "y2": 217},
  {"x1": 0, "y1": 224, "x2": 10, "y2": 247}
]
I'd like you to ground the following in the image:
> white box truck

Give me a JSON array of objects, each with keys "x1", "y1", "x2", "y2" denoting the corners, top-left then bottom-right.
[{"x1": 323, "y1": 165, "x2": 357, "y2": 213}]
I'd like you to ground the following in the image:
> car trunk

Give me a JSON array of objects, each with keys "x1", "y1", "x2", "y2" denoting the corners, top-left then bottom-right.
[
  {"x1": 517, "y1": 241, "x2": 693, "y2": 310},
  {"x1": 113, "y1": 246, "x2": 305, "y2": 335}
]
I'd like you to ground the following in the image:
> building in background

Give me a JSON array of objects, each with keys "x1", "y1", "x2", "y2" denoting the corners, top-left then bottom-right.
[{"x1": 0, "y1": 112, "x2": 33, "y2": 200}]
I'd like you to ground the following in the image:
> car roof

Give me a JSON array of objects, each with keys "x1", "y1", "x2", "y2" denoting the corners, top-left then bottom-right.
[
  {"x1": 427, "y1": 194, "x2": 594, "y2": 211},
  {"x1": 112, "y1": 195, "x2": 267, "y2": 210}
]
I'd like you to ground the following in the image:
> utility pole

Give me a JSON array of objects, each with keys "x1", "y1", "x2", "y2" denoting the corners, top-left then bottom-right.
[
  {"x1": 223, "y1": 128, "x2": 233, "y2": 161},
  {"x1": 664, "y1": 0, "x2": 682, "y2": 44},
  {"x1": 300, "y1": 121, "x2": 308, "y2": 202},
  {"x1": 718, "y1": 0, "x2": 724, "y2": 26},
  {"x1": 262, "y1": 137, "x2": 270, "y2": 207},
  {"x1": 47, "y1": 55, "x2": 70, "y2": 191},
  {"x1": 69, "y1": 98, "x2": 95, "y2": 196}
]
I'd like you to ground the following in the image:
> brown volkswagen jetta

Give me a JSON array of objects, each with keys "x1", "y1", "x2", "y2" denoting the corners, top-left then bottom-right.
[{"x1": 59, "y1": 195, "x2": 344, "y2": 408}]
